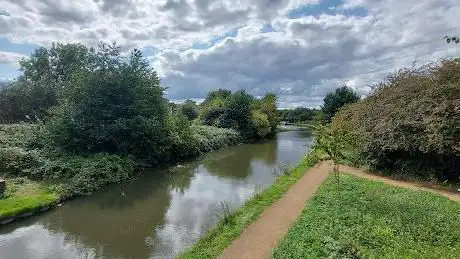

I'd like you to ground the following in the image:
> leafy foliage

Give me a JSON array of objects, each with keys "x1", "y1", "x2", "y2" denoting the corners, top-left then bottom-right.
[
  {"x1": 0, "y1": 43, "x2": 93, "y2": 122},
  {"x1": 47, "y1": 45, "x2": 169, "y2": 163},
  {"x1": 332, "y1": 59, "x2": 460, "y2": 182},
  {"x1": 0, "y1": 41, "x2": 280, "y2": 206},
  {"x1": 38, "y1": 153, "x2": 137, "y2": 198},
  {"x1": 258, "y1": 93, "x2": 280, "y2": 131},
  {"x1": 180, "y1": 100, "x2": 199, "y2": 120},
  {"x1": 322, "y1": 86, "x2": 360, "y2": 122},
  {"x1": 251, "y1": 110, "x2": 271, "y2": 138},
  {"x1": 191, "y1": 125, "x2": 242, "y2": 153},
  {"x1": 200, "y1": 89, "x2": 229, "y2": 126},
  {"x1": 199, "y1": 90, "x2": 279, "y2": 140},
  {"x1": 220, "y1": 90, "x2": 254, "y2": 135},
  {"x1": 278, "y1": 108, "x2": 318, "y2": 123}
]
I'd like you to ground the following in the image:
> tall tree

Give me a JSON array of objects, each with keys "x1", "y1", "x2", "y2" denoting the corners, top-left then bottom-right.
[
  {"x1": 220, "y1": 90, "x2": 253, "y2": 134},
  {"x1": 0, "y1": 43, "x2": 93, "y2": 122},
  {"x1": 259, "y1": 93, "x2": 280, "y2": 132},
  {"x1": 322, "y1": 86, "x2": 360, "y2": 122},
  {"x1": 48, "y1": 44, "x2": 169, "y2": 161},
  {"x1": 180, "y1": 100, "x2": 199, "y2": 120},
  {"x1": 199, "y1": 89, "x2": 230, "y2": 126}
]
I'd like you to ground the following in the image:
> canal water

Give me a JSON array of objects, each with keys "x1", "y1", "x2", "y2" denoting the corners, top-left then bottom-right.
[{"x1": 0, "y1": 129, "x2": 314, "y2": 259}]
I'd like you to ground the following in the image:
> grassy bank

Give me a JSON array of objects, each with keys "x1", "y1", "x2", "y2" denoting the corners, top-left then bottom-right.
[
  {"x1": 0, "y1": 123, "x2": 243, "y2": 220},
  {"x1": 178, "y1": 150, "x2": 322, "y2": 259},
  {"x1": 0, "y1": 178, "x2": 58, "y2": 219},
  {"x1": 273, "y1": 174, "x2": 460, "y2": 258}
]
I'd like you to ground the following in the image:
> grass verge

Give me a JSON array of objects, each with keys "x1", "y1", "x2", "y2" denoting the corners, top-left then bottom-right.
[
  {"x1": 0, "y1": 178, "x2": 58, "y2": 219},
  {"x1": 273, "y1": 174, "x2": 460, "y2": 258},
  {"x1": 178, "y1": 150, "x2": 323, "y2": 259}
]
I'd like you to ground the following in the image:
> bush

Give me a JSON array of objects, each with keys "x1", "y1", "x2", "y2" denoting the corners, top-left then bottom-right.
[
  {"x1": 180, "y1": 100, "x2": 199, "y2": 120},
  {"x1": 0, "y1": 148, "x2": 44, "y2": 177},
  {"x1": 192, "y1": 125, "x2": 242, "y2": 153},
  {"x1": 199, "y1": 90, "x2": 279, "y2": 140},
  {"x1": 167, "y1": 114, "x2": 201, "y2": 160},
  {"x1": 332, "y1": 59, "x2": 460, "y2": 182},
  {"x1": 37, "y1": 153, "x2": 137, "y2": 198},
  {"x1": 0, "y1": 123, "x2": 46, "y2": 149},
  {"x1": 47, "y1": 46, "x2": 170, "y2": 163},
  {"x1": 251, "y1": 110, "x2": 271, "y2": 138}
]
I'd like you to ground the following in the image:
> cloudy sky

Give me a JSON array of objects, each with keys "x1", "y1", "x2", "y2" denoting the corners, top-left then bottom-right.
[{"x1": 1, "y1": 0, "x2": 459, "y2": 108}]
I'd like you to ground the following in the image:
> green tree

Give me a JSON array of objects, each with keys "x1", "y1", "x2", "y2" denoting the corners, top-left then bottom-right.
[
  {"x1": 48, "y1": 45, "x2": 169, "y2": 163},
  {"x1": 259, "y1": 93, "x2": 280, "y2": 132},
  {"x1": 180, "y1": 100, "x2": 199, "y2": 120},
  {"x1": 251, "y1": 110, "x2": 271, "y2": 137},
  {"x1": 220, "y1": 90, "x2": 254, "y2": 137},
  {"x1": 280, "y1": 107, "x2": 317, "y2": 123},
  {"x1": 199, "y1": 89, "x2": 230, "y2": 126},
  {"x1": 0, "y1": 43, "x2": 93, "y2": 122},
  {"x1": 322, "y1": 86, "x2": 359, "y2": 123}
]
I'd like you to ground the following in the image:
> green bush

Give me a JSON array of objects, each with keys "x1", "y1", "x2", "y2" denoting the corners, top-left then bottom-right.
[
  {"x1": 199, "y1": 90, "x2": 279, "y2": 140},
  {"x1": 37, "y1": 153, "x2": 137, "y2": 198},
  {"x1": 167, "y1": 114, "x2": 201, "y2": 160},
  {"x1": 332, "y1": 59, "x2": 460, "y2": 182},
  {"x1": 0, "y1": 148, "x2": 44, "y2": 177},
  {"x1": 251, "y1": 110, "x2": 271, "y2": 138},
  {"x1": 0, "y1": 123, "x2": 46, "y2": 149},
  {"x1": 180, "y1": 100, "x2": 199, "y2": 120},
  {"x1": 192, "y1": 125, "x2": 242, "y2": 153},
  {"x1": 44, "y1": 45, "x2": 170, "y2": 164}
]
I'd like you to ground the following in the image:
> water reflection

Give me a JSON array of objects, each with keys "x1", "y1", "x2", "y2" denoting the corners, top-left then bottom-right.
[{"x1": 0, "y1": 130, "x2": 313, "y2": 259}]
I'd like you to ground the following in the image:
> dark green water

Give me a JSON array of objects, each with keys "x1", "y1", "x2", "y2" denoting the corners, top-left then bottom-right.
[{"x1": 0, "y1": 130, "x2": 313, "y2": 259}]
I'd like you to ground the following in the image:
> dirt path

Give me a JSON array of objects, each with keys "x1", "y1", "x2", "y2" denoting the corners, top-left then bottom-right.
[
  {"x1": 340, "y1": 164, "x2": 460, "y2": 202},
  {"x1": 219, "y1": 161, "x2": 460, "y2": 259},
  {"x1": 219, "y1": 161, "x2": 331, "y2": 259}
]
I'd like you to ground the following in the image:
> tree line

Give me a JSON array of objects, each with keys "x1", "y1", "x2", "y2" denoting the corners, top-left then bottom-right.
[
  {"x1": 277, "y1": 86, "x2": 360, "y2": 125},
  {"x1": 0, "y1": 42, "x2": 280, "y2": 175}
]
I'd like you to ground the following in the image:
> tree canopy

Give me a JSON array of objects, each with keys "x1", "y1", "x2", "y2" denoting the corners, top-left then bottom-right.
[
  {"x1": 180, "y1": 100, "x2": 199, "y2": 121},
  {"x1": 321, "y1": 86, "x2": 360, "y2": 122},
  {"x1": 331, "y1": 59, "x2": 460, "y2": 182}
]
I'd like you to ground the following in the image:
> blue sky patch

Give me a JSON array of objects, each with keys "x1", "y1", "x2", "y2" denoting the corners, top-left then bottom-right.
[
  {"x1": 261, "y1": 24, "x2": 274, "y2": 33},
  {"x1": 0, "y1": 38, "x2": 38, "y2": 55},
  {"x1": 287, "y1": 0, "x2": 368, "y2": 18},
  {"x1": 192, "y1": 27, "x2": 240, "y2": 49}
]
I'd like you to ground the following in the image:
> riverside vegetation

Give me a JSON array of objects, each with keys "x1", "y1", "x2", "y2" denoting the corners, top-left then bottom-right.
[
  {"x1": 272, "y1": 59, "x2": 460, "y2": 258},
  {"x1": 181, "y1": 58, "x2": 459, "y2": 258},
  {"x1": 0, "y1": 42, "x2": 280, "y2": 220}
]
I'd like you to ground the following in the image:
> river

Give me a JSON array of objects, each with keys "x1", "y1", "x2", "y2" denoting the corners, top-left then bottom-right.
[{"x1": 0, "y1": 129, "x2": 314, "y2": 259}]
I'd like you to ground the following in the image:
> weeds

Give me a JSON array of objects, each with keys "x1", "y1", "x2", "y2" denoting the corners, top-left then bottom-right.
[
  {"x1": 273, "y1": 163, "x2": 293, "y2": 177},
  {"x1": 219, "y1": 200, "x2": 233, "y2": 225}
]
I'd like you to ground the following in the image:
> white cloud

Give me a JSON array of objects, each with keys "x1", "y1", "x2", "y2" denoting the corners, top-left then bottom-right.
[
  {"x1": 157, "y1": 0, "x2": 460, "y2": 107},
  {"x1": 0, "y1": 51, "x2": 26, "y2": 66},
  {"x1": 1, "y1": 0, "x2": 459, "y2": 107},
  {"x1": 0, "y1": 0, "x2": 316, "y2": 49}
]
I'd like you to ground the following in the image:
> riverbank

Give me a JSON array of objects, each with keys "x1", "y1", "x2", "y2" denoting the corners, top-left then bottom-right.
[
  {"x1": 178, "y1": 149, "x2": 323, "y2": 259},
  {"x1": 0, "y1": 129, "x2": 314, "y2": 258},
  {"x1": 180, "y1": 152, "x2": 460, "y2": 258},
  {"x1": 0, "y1": 123, "x2": 243, "y2": 224},
  {"x1": 0, "y1": 178, "x2": 58, "y2": 224},
  {"x1": 273, "y1": 173, "x2": 460, "y2": 258}
]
